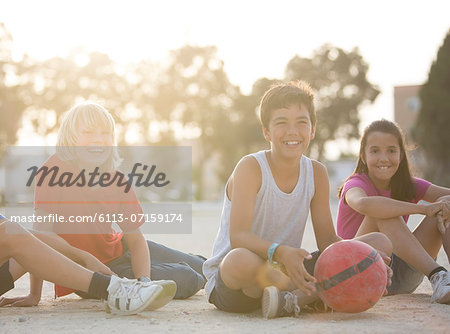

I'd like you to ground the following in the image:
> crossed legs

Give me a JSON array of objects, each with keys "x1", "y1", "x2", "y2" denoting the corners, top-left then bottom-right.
[
  {"x1": 219, "y1": 232, "x2": 392, "y2": 306},
  {"x1": 355, "y1": 215, "x2": 447, "y2": 276}
]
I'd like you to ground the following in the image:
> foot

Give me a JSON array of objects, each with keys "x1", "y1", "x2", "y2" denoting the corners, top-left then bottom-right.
[
  {"x1": 262, "y1": 286, "x2": 301, "y2": 319},
  {"x1": 430, "y1": 270, "x2": 450, "y2": 304},
  {"x1": 145, "y1": 280, "x2": 177, "y2": 311},
  {"x1": 105, "y1": 276, "x2": 162, "y2": 315},
  {"x1": 306, "y1": 299, "x2": 331, "y2": 313}
]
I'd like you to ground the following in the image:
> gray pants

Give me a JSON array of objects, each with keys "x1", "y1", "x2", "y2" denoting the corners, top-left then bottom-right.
[{"x1": 107, "y1": 239, "x2": 206, "y2": 299}]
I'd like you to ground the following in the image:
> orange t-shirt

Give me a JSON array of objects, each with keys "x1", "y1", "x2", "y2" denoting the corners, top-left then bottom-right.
[{"x1": 34, "y1": 154, "x2": 144, "y2": 297}]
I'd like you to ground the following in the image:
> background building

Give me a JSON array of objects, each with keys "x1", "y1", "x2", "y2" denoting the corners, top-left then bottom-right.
[
  {"x1": 394, "y1": 85, "x2": 421, "y2": 141},
  {"x1": 393, "y1": 85, "x2": 426, "y2": 176}
]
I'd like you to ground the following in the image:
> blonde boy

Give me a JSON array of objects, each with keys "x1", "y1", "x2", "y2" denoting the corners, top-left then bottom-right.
[{"x1": 34, "y1": 102, "x2": 204, "y2": 301}]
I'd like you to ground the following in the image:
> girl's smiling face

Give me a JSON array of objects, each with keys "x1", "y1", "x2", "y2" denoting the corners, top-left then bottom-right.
[{"x1": 363, "y1": 131, "x2": 401, "y2": 190}]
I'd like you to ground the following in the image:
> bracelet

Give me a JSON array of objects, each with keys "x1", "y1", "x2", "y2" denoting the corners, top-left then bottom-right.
[{"x1": 267, "y1": 242, "x2": 280, "y2": 263}]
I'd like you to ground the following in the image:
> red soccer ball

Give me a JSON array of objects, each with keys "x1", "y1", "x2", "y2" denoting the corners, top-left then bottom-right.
[{"x1": 314, "y1": 240, "x2": 387, "y2": 313}]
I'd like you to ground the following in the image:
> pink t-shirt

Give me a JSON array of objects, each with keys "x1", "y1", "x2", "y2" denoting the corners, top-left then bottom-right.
[{"x1": 336, "y1": 173, "x2": 431, "y2": 239}]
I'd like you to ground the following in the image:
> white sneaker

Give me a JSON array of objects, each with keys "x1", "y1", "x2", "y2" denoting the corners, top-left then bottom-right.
[
  {"x1": 430, "y1": 270, "x2": 450, "y2": 304},
  {"x1": 144, "y1": 280, "x2": 177, "y2": 311},
  {"x1": 105, "y1": 276, "x2": 162, "y2": 315},
  {"x1": 262, "y1": 286, "x2": 301, "y2": 319}
]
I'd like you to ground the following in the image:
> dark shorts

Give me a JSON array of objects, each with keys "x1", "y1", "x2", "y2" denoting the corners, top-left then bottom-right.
[
  {"x1": 387, "y1": 253, "x2": 424, "y2": 295},
  {"x1": 209, "y1": 251, "x2": 320, "y2": 313},
  {"x1": 0, "y1": 260, "x2": 14, "y2": 296}
]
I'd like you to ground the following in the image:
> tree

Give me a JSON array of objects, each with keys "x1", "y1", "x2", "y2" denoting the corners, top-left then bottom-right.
[
  {"x1": 413, "y1": 30, "x2": 450, "y2": 186},
  {"x1": 284, "y1": 44, "x2": 379, "y2": 160},
  {"x1": 22, "y1": 51, "x2": 137, "y2": 144},
  {"x1": 0, "y1": 23, "x2": 29, "y2": 156},
  {"x1": 214, "y1": 77, "x2": 279, "y2": 181},
  {"x1": 152, "y1": 45, "x2": 239, "y2": 199}
]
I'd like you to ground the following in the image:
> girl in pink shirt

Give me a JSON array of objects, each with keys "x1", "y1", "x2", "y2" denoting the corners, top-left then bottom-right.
[{"x1": 336, "y1": 119, "x2": 450, "y2": 304}]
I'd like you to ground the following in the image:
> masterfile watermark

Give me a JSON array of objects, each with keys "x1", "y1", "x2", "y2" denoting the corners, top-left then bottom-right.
[
  {"x1": 26, "y1": 163, "x2": 170, "y2": 193},
  {"x1": 3, "y1": 146, "x2": 192, "y2": 234}
]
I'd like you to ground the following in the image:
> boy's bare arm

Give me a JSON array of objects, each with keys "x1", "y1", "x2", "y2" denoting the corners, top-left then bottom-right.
[
  {"x1": 31, "y1": 230, "x2": 115, "y2": 276},
  {"x1": 33, "y1": 209, "x2": 114, "y2": 275},
  {"x1": 123, "y1": 231, "x2": 150, "y2": 279},
  {"x1": 0, "y1": 266, "x2": 42, "y2": 307},
  {"x1": 229, "y1": 156, "x2": 316, "y2": 294},
  {"x1": 310, "y1": 161, "x2": 341, "y2": 251},
  {"x1": 228, "y1": 156, "x2": 269, "y2": 257}
]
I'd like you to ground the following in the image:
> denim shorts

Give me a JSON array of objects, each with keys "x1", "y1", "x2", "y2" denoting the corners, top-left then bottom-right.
[
  {"x1": 386, "y1": 253, "x2": 424, "y2": 295},
  {"x1": 0, "y1": 260, "x2": 14, "y2": 296},
  {"x1": 209, "y1": 251, "x2": 320, "y2": 313}
]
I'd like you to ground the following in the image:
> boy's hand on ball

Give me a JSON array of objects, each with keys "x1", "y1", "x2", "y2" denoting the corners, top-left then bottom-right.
[
  {"x1": 383, "y1": 265, "x2": 393, "y2": 295},
  {"x1": 276, "y1": 246, "x2": 316, "y2": 295},
  {"x1": 378, "y1": 250, "x2": 391, "y2": 265}
]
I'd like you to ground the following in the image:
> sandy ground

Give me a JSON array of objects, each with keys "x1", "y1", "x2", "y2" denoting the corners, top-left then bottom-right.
[{"x1": 1, "y1": 201, "x2": 449, "y2": 334}]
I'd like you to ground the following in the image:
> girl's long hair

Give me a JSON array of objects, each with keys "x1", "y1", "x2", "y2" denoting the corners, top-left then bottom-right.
[{"x1": 338, "y1": 119, "x2": 415, "y2": 201}]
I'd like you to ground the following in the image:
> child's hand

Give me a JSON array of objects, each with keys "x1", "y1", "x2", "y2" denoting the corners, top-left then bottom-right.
[
  {"x1": 83, "y1": 255, "x2": 116, "y2": 276},
  {"x1": 0, "y1": 294, "x2": 41, "y2": 307},
  {"x1": 277, "y1": 246, "x2": 317, "y2": 295},
  {"x1": 436, "y1": 211, "x2": 450, "y2": 235},
  {"x1": 424, "y1": 201, "x2": 444, "y2": 218},
  {"x1": 377, "y1": 250, "x2": 391, "y2": 265},
  {"x1": 383, "y1": 265, "x2": 393, "y2": 296}
]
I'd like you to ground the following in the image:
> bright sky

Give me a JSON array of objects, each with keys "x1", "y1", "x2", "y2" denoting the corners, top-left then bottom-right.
[{"x1": 1, "y1": 0, "x2": 449, "y2": 155}]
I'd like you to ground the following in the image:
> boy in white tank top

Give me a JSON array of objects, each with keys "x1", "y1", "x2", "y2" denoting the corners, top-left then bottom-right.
[{"x1": 203, "y1": 81, "x2": 393, "y2": 318}]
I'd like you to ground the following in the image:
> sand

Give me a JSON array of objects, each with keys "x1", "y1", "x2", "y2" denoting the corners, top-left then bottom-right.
[{"x1": 1, "y1": 201, "x2": 449, "y2": 334}]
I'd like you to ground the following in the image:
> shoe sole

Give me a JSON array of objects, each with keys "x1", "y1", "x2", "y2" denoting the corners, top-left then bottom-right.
[
  {"x1": 262, "y1": 286, "x2": 279, "y2": 319},
  {"x1": 145, "y1": 281, "x2": 177, "y2": 311},
  {"x1": 107, "y1": 284, "x2": 163, "y2": 316}
]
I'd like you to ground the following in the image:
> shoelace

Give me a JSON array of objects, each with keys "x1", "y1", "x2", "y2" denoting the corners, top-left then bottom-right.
[
  {"x1": 113, "y1": 280, "x2": 142, "y2": 299},
  {"x1": 283, "y1": 292, "x2": 301, "y2": 317},
  {"x1": 432, "y1": 272, "x2": 450, "y2": 286}
]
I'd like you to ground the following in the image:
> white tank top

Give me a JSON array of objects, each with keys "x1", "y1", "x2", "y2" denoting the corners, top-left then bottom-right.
[{"x1": 203, "y1": 150, "x2": 315, "y2": 298}]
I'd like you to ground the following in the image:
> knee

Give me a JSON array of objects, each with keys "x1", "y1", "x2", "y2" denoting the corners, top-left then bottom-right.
[
  {"x1": 0, "y1": 221, "x2": 22, "y2": 252},
  {"x1": 367, "y1": 231, "x2": 394, "y2": 256},
  {"x1": 220, "y1": 248, "x2": 264, "y2": 282},
  {"x1": 377, "y1": 232, "x2": 393, "y2": 255},
  {"x1": 172, "y1": 264, "x2": 205, "y2": 299}
]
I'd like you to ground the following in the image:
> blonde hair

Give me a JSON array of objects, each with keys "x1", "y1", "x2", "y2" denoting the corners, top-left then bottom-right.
[{"x1": 56, "y1": 101, "x2": 121, "y2": 170}]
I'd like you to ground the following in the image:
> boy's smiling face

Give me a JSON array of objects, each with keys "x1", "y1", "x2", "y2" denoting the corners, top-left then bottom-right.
[
  {"x1": 76, "y1": 122, "x2": 113, "y2": 147},
  {"x1": 74, "y1": 122, "x2": 114, "y2": 168},
  {"x1": 262, "y1": 104, "x2": 315, "y2": 160}
]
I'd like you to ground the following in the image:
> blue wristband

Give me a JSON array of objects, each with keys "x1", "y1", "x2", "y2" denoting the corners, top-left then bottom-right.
[{"x1": 267, "y1": 242, "x2": 280, "y2": 263}]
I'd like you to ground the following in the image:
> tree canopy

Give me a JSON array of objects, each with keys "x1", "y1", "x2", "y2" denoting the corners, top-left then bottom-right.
[
  {"x1": 0, "y1": 23, "x2": 29, "y2": 156},
  {"x1": 284, "y1": 45, "x2": 379, "y2": 160},
  {"x1": 0, "y1": 21, "x2": 380, "y2": 199},
  {"x1": 413, "y1": 30, "x2": 450, "y2": 186}
]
